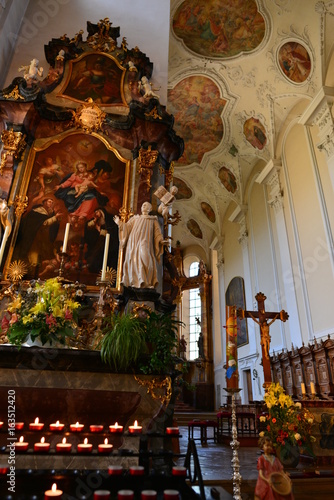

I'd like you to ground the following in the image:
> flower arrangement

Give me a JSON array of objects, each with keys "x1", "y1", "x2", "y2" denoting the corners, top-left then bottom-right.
[
  {"x1": 258, "y1": 383, "x2": 315, "y2": 456},
  {"x1": 1, "y1": 278, "x2": 82, "y2": 347}
]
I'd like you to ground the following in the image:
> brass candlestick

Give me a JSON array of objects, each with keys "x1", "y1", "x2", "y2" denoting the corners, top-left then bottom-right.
[
  {"x1": 225, "y1": 387, "x2": 242, "y2": 500},
  {"x1": 58, "y1": 252, "x2": 68, "y2": 278}
]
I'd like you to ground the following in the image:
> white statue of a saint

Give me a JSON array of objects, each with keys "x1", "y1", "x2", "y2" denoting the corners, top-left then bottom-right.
[{"x1": 114, "y1": 202, "x2": 166, "y2": 289}]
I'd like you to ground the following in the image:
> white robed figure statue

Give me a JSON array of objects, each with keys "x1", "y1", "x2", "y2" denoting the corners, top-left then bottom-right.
[{"x1": 114, "y1": 202, "x2": 167, "y2": 289}]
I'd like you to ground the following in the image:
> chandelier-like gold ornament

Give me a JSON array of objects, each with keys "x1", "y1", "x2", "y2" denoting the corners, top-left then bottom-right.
[{"x1": 6, "y1": 260, "x2": 28, "y2": 282}]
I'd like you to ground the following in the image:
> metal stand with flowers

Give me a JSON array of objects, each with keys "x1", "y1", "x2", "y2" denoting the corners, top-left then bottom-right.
[
  {"x1": 1, "y1": 277, "x2": 82, "y2": 347},
  {"x1": 258, "y1": 383, "x2": 316, "y2": 468}
]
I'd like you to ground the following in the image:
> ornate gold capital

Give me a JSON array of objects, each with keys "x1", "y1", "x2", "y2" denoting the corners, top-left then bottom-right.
[
  {"x1": 0, "y1": 129, "x2": 26, "y2": 174},
  {"x1": 137, "y1": 146, "x2": 158, "y2": 192}
]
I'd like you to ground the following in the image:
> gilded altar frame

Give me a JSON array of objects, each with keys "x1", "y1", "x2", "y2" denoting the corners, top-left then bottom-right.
[{"x1": 3, "y1": 130, "x2": 132, "y2": 291}]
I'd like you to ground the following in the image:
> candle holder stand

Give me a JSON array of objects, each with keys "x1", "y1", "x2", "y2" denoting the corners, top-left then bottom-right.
[
  {"x1": 58, "y1": 252, "x2": 68, "y2": 278},
  {"x1": 224, "y1": 387, "x2": 242, "y2": 500},
  {"x1": 91, "y1": 279, "x2": 109, "y2": 348}
]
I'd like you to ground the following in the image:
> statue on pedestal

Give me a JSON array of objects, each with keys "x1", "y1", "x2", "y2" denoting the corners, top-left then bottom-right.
[{"x1": 114, "y1": 202, "x2": 167, "y2": 289}]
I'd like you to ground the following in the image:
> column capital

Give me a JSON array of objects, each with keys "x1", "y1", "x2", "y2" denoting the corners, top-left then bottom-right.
[{"x1": 299, "y1": 86, "x2": 334, "y2": 160}]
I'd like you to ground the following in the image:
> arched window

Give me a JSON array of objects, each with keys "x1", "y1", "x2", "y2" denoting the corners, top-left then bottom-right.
[{"x1": 183, "y1": 260, "x2": 201, "y2": 361}]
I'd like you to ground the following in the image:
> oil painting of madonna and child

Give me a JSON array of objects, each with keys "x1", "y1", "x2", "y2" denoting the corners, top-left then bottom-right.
[{"x1": 9, "y1": 133, "x2": 129, "y2": 287}]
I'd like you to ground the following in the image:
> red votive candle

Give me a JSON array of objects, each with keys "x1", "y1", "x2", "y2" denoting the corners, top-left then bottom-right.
[
  {"x1": 34, "y1": 437, "x2": 50, "y2": 453},
  {"x1": 108, "y1": 465, "x2": 123, "y2": 476},
  {"x1": 109, "y1": 422, "x2": 123, "y2": 433},
  {"x1": 163, "y1": 491, "x2": 180, "y2": 500},
  {"x1": 56, "y1": 437, "x2": 72, "y2": 453},
  {"x1": 90, "y1": 424, "x2": 104, "y2": 433},
  {"x1": 15, "y1": 422, "x2": 24, "y2": 431},
  {"x1": 172, "y1": 466, "x2": 187, "y2": 477},
  {"x1": 49, "y1": 421, "x2": 65, "y2": 432},
  {"x1": 14, "y1": 436, "x2": 28, "y2": 452},
  {"x1": 98, "y1": 438, "x2": 113, "y2": 454},
  {"x1": 29, "y1": 417, "x2": 44, "y2": 431},
  {"x1": 94, "y1": 490, "x2": 111, "y2": 500},
  {"x1": 128, "y1": 420, "x2": 142, "y2": 434},
  {"x1": 129, "y1": 465, "x2": 145, "y2": 476},
  {"x1": 0, "y1": 464, "x2": 9, "y2": 475},
  {"x1": 77, "y1": 438, "x2": 92, "y2": 453},
  {"x1": 44, "y1": 483, "x2": 63, "y2": 498},
  {"x1": 70, "y1": 421, "x2": 84, "y2": 432},
  {"x1": 117, "y1": 491, "x2": 134, "y2": 500},
  {"x1": 141, "y1": 491, "x2": 157, "y2": 500},
  {"x1": 166, "y1": 427, "x2": 179, "y2": 435}
]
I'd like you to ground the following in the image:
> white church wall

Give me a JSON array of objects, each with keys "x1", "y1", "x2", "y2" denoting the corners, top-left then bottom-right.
[
  {"x1": 284, "y1": 122, "x2": 334, "y2": 342},
  {"x1": 2, "y1": 0, "x2": 170, "y2": 104}
]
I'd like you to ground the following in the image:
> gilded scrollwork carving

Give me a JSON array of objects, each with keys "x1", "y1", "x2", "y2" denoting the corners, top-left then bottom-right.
[
  {"x1": 0, "y1": 129, "x2": 26, "y2": 174},
  {"x1": 14, "y1": 195, "x2": 28, "y2": 218},
  {"x1": 70, "y1": 98, "x2": 106, "y2": 133},
  {"x1": 134, "y1": 374, "x2": 172, "y2": 407}
]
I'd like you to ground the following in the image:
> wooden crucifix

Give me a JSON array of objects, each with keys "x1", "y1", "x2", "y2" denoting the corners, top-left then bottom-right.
[{"x1": 237, "y1": 292, "x2": 289, "y2": 390}]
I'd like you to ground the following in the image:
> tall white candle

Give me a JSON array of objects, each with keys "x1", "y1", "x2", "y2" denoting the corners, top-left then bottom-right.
[
  {"x1": 310, "y1": 382, "x2": 316, "y2": 395},
  {"x1": 0, "y1": 225, "x2": 10, "y2": 268},
  {"x1": 301, "y1": 382, "x2": 306, "y2": 395},
  {"x1": 101, "y1": 233, "x2": 110, "y2": 281},
  {"x1": 62, "y1": 223, "x2": 70, "y2": 253}
]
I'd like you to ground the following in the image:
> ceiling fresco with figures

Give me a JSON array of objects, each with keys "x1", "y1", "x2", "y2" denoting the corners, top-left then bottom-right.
[{"x1": 168, "y1": 0, "x2": 319, "y2": 257}]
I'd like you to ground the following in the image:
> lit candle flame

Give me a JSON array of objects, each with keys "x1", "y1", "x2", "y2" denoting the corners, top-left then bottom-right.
[
  {"x1": 52, "y1": 483, "x2": 57, "y2": 492},
  {"x1": 56, "y1": 420, "x2": 60, "y2": 425},
  {"x1": 19, "y1": 436, "x2": 24, "y2": 443},
  {"x1": 41, "y1": 437, "x2": 45, "y2": 444},
  {"x1": 104, "y1": 438, "x2": 108, "y2": 445},
  {"x1": 84, "y1": 438, "x2": 88, "y2": 445},
  {"x1": 134, "y1": 420, "x2": 138, "y2": 427},
  {"x1": 62, "y1": 438, "x2": 66, "y2": 444},
  {"x1": 75, "y1": 421, "x2": 79, "y2": 426},
  {"x1": 115, "y1": 422, "x2": 118, "y2": 426},
  {"x1": 34, "y1": 417, "x2": 39, "y2": 424}
]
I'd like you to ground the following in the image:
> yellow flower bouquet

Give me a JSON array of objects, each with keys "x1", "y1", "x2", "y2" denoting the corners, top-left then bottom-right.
[
  {"x1": 1, "y1": 278, "x2": 82, "y2": 347},
  {"x1": 258, "y1": 383, "x2": 315, "y2": 459}
]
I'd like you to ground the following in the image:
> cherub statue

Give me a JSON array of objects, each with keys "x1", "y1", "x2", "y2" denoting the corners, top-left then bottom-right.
[
  {"x1": 0, "y1": 199, "x2": 14, "y2": 241},
  {"x1": 139, "y1": 76, "x2": 160, "y2": 99},
  {"x1": 157, "y1": 186, "x2": 178, "y2": 225},
  {"x1": 18, "y1": 58, "x2": 43, "y2": 82}
]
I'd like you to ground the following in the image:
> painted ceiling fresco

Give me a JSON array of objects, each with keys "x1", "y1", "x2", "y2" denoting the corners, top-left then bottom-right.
[
  {"x1": 168, "y1": 75, "x2": 225, "y2": 166},
  {"x1": 278, "y1": 41, "x2": 311, "y2": 84},
  {"x1": 243, "y1": 117, "x2": 267, "y2": 150},
  {"x1": 218, "y1": 166, "x2": 238, "y2": 194},
  {"x1": 173, "y1": 177, "x2": 193, "y2": 200},
  {"x1": 173, "y1": 0, "x2": 265, "y2": 58},
  {"x1": 187, "y1": 218, "x2": 203, "y2": 239},
  {"x1": 201, "y1": 202, "x2": 216, "y2": 223}
]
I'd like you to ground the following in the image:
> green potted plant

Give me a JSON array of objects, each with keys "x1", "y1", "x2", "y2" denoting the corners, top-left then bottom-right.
[{"x1": 99, "y1": 312, "x2": 147, "y2": 372}]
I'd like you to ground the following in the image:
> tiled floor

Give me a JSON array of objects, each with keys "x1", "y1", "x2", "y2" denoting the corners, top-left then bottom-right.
[{"x1": 175, "y1": 425, "x2": 260, "y2": 481}]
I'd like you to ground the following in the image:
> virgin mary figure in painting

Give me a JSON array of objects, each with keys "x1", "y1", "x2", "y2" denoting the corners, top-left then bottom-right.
[{"x1": 55, "y1": 160, "x2": 109, "y2": 222}]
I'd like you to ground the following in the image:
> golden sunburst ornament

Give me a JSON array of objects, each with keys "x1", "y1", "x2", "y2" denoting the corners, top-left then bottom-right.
[
  {"x1": 98, "y1": 266, "x2": 117, "y2": 286},
  {"x1": 6, "y1": 260, "x2": 28, "y2": 282}
]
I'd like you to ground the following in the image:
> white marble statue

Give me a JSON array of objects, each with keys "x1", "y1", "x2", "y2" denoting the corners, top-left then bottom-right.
[
  {"x1": 139, "y1": 76, "x2": 160, "y2": 99},
  {"x1": 114, "y1": 202, "x2": 166, "y2": 289},
  {"x1": 18, "y1": 58, "x2": 43, "y2": 82}
]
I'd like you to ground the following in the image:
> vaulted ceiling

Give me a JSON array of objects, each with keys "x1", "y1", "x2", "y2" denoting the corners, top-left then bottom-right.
[{"x1": 167, "y1": 0, "x2": 319, "y2": 260}]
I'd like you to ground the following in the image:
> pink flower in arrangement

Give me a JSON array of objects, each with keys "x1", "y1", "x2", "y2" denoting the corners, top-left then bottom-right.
[
  {"x1": 46, "y1": 314, "x2": 57, "y2": 327},
  {"x1": 64, "y1": 309, "x2": 73, "y2": 320},
  {"x1": 9, "y1": 312, "x2": 18, "y2": 325},
  {"x1": 1, "y1": 315, "x2": 10, "y2": 333}
]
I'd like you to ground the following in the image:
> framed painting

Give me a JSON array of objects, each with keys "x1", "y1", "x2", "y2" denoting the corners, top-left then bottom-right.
[
  {"x1": 225, "y1": 276, "x2": 248, "y2": 347},
  {"x1": 58, "y1": 52, "x2": 127, "y2": 107},
  {"x1": 4, "y1": 131, "x2": 131, "y2": 289}
]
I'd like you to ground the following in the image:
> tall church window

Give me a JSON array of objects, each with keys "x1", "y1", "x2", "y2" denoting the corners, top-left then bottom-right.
[{"x1": 186, "y1": 261, "x2": 201, "y2": 360}]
